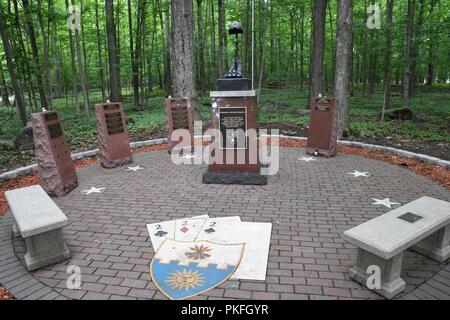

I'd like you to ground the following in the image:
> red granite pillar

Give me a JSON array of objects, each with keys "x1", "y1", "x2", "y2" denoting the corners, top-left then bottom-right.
[
  {"x1": 95, "y1": 102, "x2": 132, "y2": 168},
  {"x1": 306, "y1": 97, "x2": 338, "y2": 157},
  {"x1": 32, "y1": 110, "x2": 78, "y2": 196}
]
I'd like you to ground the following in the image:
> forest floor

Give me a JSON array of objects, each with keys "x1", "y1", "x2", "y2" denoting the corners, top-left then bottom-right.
[{"x1": 0, "y1": 85, "x2": 449, "y2": 173}]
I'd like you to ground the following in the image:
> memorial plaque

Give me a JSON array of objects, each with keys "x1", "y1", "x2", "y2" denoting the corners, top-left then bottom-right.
[
  {"x1": 219, "y1": 107, "x2": 247, "y2": 149},
  {"x1": 32, "y1": 110, "x2": 78, "y2": 197},
  {"x1": 398, "y1": 212, "x2": 423, "y2": 223},
  {"x1": 306, "y1": 97, "x2": 338, "y2": 158},
  {"x1": 172, "y1": 106, "x2": 189, "y2": 130},
  {"x1": 95, "y1": 102, "x2": 132, "y2": 168},
  {"x1": 47, "y1": 123, "x2": 63, "y2": 139},
  {"x1": 165, "y1": 98, "x2": 194, "y2": 153}
]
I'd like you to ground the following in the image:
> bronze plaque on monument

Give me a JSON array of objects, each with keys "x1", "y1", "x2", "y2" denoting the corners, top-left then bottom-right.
[
  {"x1": 165, "y1": 98, "x2": 194, "y2": 153},
  {"x1": 95, "y1": 102, "x2": 132, "y2": 168},
  {"x1": 32, "y1": 110, "x2": 78, "y2": 197},
  {"x1": 306, "y1": 97, "x2": 338, "y2": 157},
  {"x1": 219, "y1": 107, "x2": 247, "y2": 149}
]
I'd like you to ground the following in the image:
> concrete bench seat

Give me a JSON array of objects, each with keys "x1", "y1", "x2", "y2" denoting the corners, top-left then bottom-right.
[
  {"x1": 5, "y1": 185, "x2": 71, "y2": 271},
  {"x1": 343, "y1": 196, "x2": 450, "y2": 299}
]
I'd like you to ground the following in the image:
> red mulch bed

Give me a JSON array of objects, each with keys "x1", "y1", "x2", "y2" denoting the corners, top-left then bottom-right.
[{"x1": 0, "y1": 284, "x2": 14, "y2": 300}]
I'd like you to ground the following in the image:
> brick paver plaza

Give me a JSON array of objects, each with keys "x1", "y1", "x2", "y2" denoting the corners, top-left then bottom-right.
[{"x1": 1, "y1": 146, "x2": 449, "y2": 300}]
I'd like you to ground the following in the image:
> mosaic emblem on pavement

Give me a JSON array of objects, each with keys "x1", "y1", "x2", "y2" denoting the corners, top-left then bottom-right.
[
  {"x1": 370, "y1": 198, "x2": 400, "y2": 208},
  {"x1": 126, "y1": 165, "x2": 144, "y2": 172},
  {"x1": 348, "y1": 171, "x2": 371, "y2": 177},
  {"x1": 150, "y1": 239, "x2": 244, "y2": 300},
  {"x1": 185, "y1": 245, "x2": 212, "y2": 260},
  {"x1": 80, "y1": 187, "x2": 106, "y2": 195},
  {"x1": 298, "y1": 156, "x2": 317, "y2": 162}
]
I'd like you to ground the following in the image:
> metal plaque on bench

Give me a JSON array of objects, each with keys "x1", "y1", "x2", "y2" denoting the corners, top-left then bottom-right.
[
  {"x1": 32, "y1": 110, "x2": 78, "y2": 197},
  {"x1": 95, "y1": 102, "x2": 132, "y2": 168}
]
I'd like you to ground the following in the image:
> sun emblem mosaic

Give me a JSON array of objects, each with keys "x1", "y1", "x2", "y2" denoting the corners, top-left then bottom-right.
[
  {"x1": 185, "y1": 245, "x2": 212, "y2": 260},
  {"x1": 165, "y1": 269, "x2": 205, "y2": 291}
]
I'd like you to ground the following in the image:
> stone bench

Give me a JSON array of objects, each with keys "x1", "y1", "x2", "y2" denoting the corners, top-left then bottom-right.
[
  {"x1": 343, "y1": 196, "x2": 450, "y2": 299},
  {"x1": 5, "y1": 185, "x2": 71, "y2": 271}
]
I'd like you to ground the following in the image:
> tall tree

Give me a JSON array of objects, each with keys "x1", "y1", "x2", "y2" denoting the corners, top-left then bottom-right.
[
  {"x1": 382, "y1": 0, "x2": 395, "y2": 122},
  {"x1": 22, "y1": 0, "x2": 48, "y2": 109},
  {"x1": 128, "y1": 0, "x2": 140, "y2": 108},
  {"x1": 217, "y1": 0, "x2": 225, "y2": 75},
  {"x1": 402, "y1": 0, "x2": 415, "y2": 109},
  {"x1": 73, "y1": 0, "x2": 90, "y2": 118},
  {"x1": 171, "y1": 0, "x2": 196, "y2": 99},
  {"x1": 105, "y1": 0, "x2": 122, "y2": 101},
  {"x1": 0, "y1": 4, "x2": 27, "y2": 125},
  {"x1": 95, "y1": 0, "x2": 106, "y2": 100},
  {"x1": 65, "y1": 0, "x2": 81, "y2": 115},
  {"x1": 308, "y1": 0, "x2": 327, "y2": 107},
  {"x1": 197, "y1": 0, "x2": 206, "y2": 96},
  {"x1": 335, "y1": 0, "x2": 353, "y2": 138},
  {"x1": 36, "y1": 0, "x2": 53, "y2": 109},
  {"x1": 426, "y1": 0, "x2": 438, "y2": 85}
]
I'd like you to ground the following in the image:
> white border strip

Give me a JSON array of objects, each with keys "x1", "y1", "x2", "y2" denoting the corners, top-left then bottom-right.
[
  {"x1": 0, "y1": 135, "x2": 448, "y2": 183},
  {"x1": 263, "y1": 134, "x2": 450, "y2": 169},
  {"x1": 0, "y1": 138, "x2": 167, "y2": 183}
]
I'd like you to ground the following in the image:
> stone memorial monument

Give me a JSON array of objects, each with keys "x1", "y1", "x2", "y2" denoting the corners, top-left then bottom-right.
[
  {"x1": 203, "y1": 22, "x2": 267, "y2": 185},
  {"x1": 95, "y1": 102, "x2": 132, "y2": 168},
  {"x1": 165, "y1": 97, "x2": 194, "y2": 154},
  {"x1": 306, "y1": 96, "x2": 338, "y2": 157},
  {"x1": 32, "y1": 110, "x2": 78, "y2": 196}
]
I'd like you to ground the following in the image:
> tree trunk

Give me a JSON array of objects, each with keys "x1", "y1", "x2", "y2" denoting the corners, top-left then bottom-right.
[
  {"x1": 36, "y1": 0, "x2": 53, "y2": 109},
  {"x1": 335, "y1": 0, "x2": 353, "y2": 138},
  {"x1": 410, "y1": 0, "x2": 425, "y2": 94},
  {"x1": 171, "y1": 0, "x2": 196, "y2": 99},
  {"x1": 65, "y1": 0, "x2": 80, "y2": 114},
  {"x1": 402, "y1": 0, "x2": 415, "y2": 109},
  {"x1": 95, "y1": 0, "x2": 106, "y2": 101},
  {"x1": 128, "y1": 0, "x2": 140, "y2": 108},
  {"x1": 197, "y1": 0, "x2": 206, "y2": 96},
  {"x1": 300, "y1": 5, "x2": 305, "y2": 91},
  {"x1": 157, "y1": 0, "x2": 172, "y2": 96},
  {"x1": 426, "y1": 0, "x2": 437, "y2": 85},
  {"x1": 308, "y1": 0, "x2": 327, "y2": 108},
  {"x1": 22, "y1": 0, "x2": 48, "y2": 109},
  {"x1": 73, "y1": 0, "x2": 90, "y2": 118},
  {"x1": 105, "y1": 0, "x2": 122, "y2": 101},
  {"x1": 381, "y1": 0, "x2": 394, "y2": 122},
  {"x1": 0, "y1": 62, "x2": 10, "y2": 106},
  {"x1": 0, "y1": 5, "x2": 27, "y2": 125},
  {"x1": 218, "y1": 0, "x2": 224, "y2": 75}
]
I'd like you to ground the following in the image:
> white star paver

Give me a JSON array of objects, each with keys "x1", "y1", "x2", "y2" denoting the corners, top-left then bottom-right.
[
  {"x1": 370, "y1": 198, "x2": 401, "y2": 209},
  {"x1": 348, "y1": 171, "x2": 371, "y2": 178},
  {"x1": 298, "y1": 156, "x2": 317, "y2": 162},
  {"x1": 81, "y1": 187, "x2": 106, "y2": 195},
  {"x1": 126, "y1": 166, "x2": 144, "y2": 172}
]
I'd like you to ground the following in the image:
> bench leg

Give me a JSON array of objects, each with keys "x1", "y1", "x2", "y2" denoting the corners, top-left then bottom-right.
[
  {"x1": 411, "y1": 225, "x2": 450, "y2": 262},
  {"x1": 12, "y1": 223, "x2": 21, "y2": 238},
  {"x1": 24, "y1": 228, "x2": 71, "y2": 271},
  {"x1": 349, "y1": 248, "x2": 405, "y2": 299}
]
